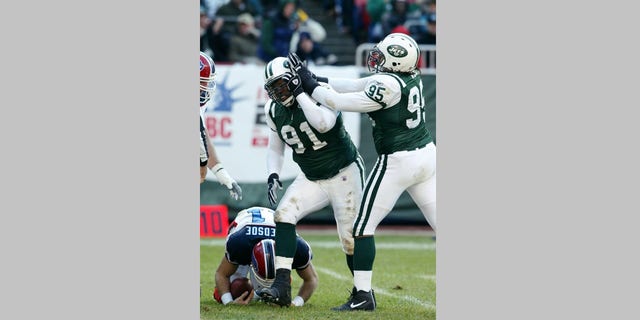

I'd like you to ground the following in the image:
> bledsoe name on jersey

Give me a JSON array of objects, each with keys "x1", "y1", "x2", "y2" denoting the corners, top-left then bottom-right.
[{"x1": 225, "y1": 207, "x2": 277, "y2": 265}]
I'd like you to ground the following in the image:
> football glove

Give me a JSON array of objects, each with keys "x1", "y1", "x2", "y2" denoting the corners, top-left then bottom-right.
[
  {"x1": 287, "y1": 52, "x2": 320, "y2": 94},
  {"x1": 212, "y1": 164, "x2": 243, "y2": 200},
  {"x1": 267, "y1": 173, "x2": 283, "y2": 208},
  {"x1": 282, "y1": 72, "x2": 304, "y2": 98}
]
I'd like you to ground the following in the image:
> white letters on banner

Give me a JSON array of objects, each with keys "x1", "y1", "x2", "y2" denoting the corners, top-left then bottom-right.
[{"x1": 202, "y1": 64, "x2": 362, "y2": 183}]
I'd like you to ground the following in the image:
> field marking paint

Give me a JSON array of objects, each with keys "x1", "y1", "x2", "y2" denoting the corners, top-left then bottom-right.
[
  {"x1": 201, "y1": 239, "x2": 435, "y2": 250},
  {"x1": 314, "y1": 266, "x2": 436, "y2": 310},
  {"x1": 419, "y1": 274, "x2": 437, "y2": 282}
]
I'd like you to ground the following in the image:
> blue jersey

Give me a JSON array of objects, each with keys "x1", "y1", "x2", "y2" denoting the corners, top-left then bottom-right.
[{"x1": 225, "y1": 207, "x2": 312, "y2": 269}]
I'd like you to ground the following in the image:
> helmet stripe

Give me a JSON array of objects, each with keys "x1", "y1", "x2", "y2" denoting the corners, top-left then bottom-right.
[{"x1": 265, "y1": 61, "x2": 273, "y2": 80}]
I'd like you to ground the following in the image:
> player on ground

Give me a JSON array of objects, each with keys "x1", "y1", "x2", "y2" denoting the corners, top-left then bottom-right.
[
  {"x1": 289, "y1": 33, "x2": 436, "y2": 311},
  {"x1": 200, "y1": 51, "x2": 242, "y2": 200},
  {"x1": 213, "y1": 206, "x2": 318, "y2": 306},
  {"x1": 255, "y1": 57, "x2": 365, "y2": 307}
]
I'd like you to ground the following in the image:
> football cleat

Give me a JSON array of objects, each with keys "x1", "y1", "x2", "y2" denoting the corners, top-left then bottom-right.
[
  {"x1": 256, "y1": 268, "x2": 292, "y2": 307},
  {"x1": 331, "y1": 289, "x2": 376, "y2": 311}
]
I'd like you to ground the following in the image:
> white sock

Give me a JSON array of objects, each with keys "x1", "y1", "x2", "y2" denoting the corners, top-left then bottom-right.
[
  {"x1": 353, "y1": 270, "x2": 372, "y2": 292},
  {"x1": 275, "y1": 256, "x2": 293, "y2": 270}
]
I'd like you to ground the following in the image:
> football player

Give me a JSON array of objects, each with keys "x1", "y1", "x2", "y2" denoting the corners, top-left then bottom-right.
[
  {"x1": 289, "y1": 33, "x2": 436, "y2": 311},
  {"x1": 256, "y1": 57, "x2": 366, "y2": 307},
  {"x1": 213, "y1": 206, "x2": 318, "y2": 306},
  {"x1": 199, "y1": 51, "x2": 242, "y2": 200}
]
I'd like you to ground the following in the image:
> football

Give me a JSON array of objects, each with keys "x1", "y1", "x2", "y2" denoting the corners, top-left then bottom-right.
[{"x1": 230, "y1": 277, "x2": 253, "y2": 299}]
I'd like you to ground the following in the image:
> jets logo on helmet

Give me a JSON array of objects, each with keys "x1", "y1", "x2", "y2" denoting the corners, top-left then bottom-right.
[
  {"x1": 249, "y1": 239, "x2": 276, "y2": 291},
  {"x1": 200, "y1": 52, "x2": 217, "y2": 107},
  {"x1": 387, "y1": 45, "x2": 408, "y2": 58},
  {"x1": 367, "y1": 33, "x2": 420, "y2": 73}
]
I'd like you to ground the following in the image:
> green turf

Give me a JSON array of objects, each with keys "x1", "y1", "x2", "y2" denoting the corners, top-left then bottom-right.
[{"x1": 200, "y1": 232, "x2": 436, "y2": 320}]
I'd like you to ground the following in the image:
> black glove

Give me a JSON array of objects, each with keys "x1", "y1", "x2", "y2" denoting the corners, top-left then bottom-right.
[
  {"x1": 267, "y1": 173, "x2": 282, "y2": 208},
  {"x1": 288, "y1": 52, "x2": 320, "y2": 95},
  {"x1": 282, "y1": 72, "x2": 304, "y2": 98}
]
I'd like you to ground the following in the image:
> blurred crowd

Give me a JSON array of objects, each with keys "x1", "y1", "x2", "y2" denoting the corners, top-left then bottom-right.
[{"x1": 200, "y1": 0, "x2": 436, "y2": 66}]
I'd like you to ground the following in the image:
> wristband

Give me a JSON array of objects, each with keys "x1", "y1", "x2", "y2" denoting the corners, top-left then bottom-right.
[
  {"x1": 200, "y1": 159, "x2": 208, "y2": 167},
  {"x1": 221, "y1": 292, "x2": 233, "y2": 305},
  {"x1": 211, "y1": 163, "x2": 225, "y2": 173},
  {"x1": 316, "y1": 76, "x2": 328, "y2": 83},
  {"x1": 292, "y1": 295, "x2": 304, "y2": 307}
]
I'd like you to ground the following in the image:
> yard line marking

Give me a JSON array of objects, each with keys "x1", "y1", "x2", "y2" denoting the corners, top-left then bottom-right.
[
  {"x1": 419, "y1": 274, "x2": 437, "y2": 282},
  {"x1": 200, "y1": 239, "x2": 435, "y2": 250},
  {"x1": 315, "y1": 266, "x2": 436, "y2": 310}
]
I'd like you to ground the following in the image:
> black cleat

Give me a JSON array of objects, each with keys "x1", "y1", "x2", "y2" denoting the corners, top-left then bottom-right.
[
  {"x1": 332, "y1": 289, "x2": 376, "y2": 311},
  {"x1": 257, "y1": 269, "x2": 291, "y2": 307},
  {"x1": 349, "y1": 287, "x2": 376, "y2": 305}
]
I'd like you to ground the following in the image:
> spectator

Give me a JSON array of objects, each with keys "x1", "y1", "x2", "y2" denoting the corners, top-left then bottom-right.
[
  {"x1": 228, "y1": 13, "x2": 262, "y2": 64},
  {"x1": 211, "y1": 0, "x2": 261, "y2": 62},
  {"x1": 405, "y1": 0, "x2": 435, "y2": 44},
  {"x1": 257, "y1": 0, "x2": 298, "y2": 63},
  {"x1": 201, "y1": 0, "x2": 227, "y2": 18},
  {"x1": 366, "y1": 0, "x2": 387, "y2": 43},
  {"x1": 422, "y1": 1, "x2": 436, "y2": 44},
  {"x1": 295, "y1": 32, "x2": 338, "y2": 66},
  {"x1": 214, "y1": 0, "x2": 261, "y2": 34},
  {"x1": 351, "y1": 0, "x2": 370, "y2": 44},
  {"x1": 289, "y1": 8, "x2": 327, "y2": 49},
  {"x1": 200, "y1": 6, "x2": 216, "y2": 59},
  {"x1": 380, "y1": 0, "x2": 414, "y2": 37}
]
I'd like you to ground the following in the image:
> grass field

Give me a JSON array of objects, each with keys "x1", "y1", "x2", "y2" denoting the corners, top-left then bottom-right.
[{"x1": 200, "y1": 229, "x2": 436, "y2": 320}]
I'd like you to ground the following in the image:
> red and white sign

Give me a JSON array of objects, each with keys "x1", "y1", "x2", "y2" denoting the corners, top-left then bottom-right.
[{"x1": 200, "y1": 205, "x2": 229, "y2": 238}]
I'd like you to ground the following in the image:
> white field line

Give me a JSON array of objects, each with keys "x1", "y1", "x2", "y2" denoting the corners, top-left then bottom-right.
[
  {"x1": 314, "y1": 266, "x2": 436, "y2": 310},
  {"x1": 419, "y1": 274, "x2": 437, "y2": 281},
  {"x1": 201, "y1": 239, "x2": 435, "y2": 251}
]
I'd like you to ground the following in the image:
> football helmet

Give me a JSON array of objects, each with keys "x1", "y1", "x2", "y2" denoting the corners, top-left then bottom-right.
[
  {"x1": 367, "y1": 33, "x2": 420, "y2": 73},
  {"x1": 200, "y1": 51, "x2": 217, "y2": 107},
  {"x1": 249, "y1": 239, "x2": 276, "y2": 292},
  {"x1": 264, "y1": 57, "x2": 295, "y2": 107}
]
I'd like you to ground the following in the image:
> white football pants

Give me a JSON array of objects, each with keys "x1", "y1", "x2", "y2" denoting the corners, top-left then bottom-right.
[
  {"x1": 353, "y1": 142, "x2": 436, "y2": 236},
  {"x1": 275, "y1": 158, "x2": 365, "y2": 255}
]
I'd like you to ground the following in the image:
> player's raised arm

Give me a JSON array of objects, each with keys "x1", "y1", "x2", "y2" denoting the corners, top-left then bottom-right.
[{"x1": 282, "y1": 72, "x2": 338, "y2": 133}]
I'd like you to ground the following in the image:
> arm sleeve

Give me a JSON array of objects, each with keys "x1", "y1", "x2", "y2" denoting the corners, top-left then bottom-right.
[
  {"x1": 326, "y1": 77, "x2": 370, "y2": 93},
  {"x1": 312, "y1": 74, "x2": 402, "y2": 113},
  {"x1": 295, "y1": 90, "x2": 338, "y2": 133},
  {"x1": 310, "y1": 86, "x2": 382, "y2": 113},
  {"x1": 264, "y1": 101, "x2": 285, "y2": 175},
  {"x1": 267, "y1": 130, "x2": 284, "y2": 175},
  {"x1": 259, "y1": 20, "x2": 276, "y2": 57}
]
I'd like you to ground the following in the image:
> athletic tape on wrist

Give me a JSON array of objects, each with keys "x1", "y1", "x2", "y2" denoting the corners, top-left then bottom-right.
[
  {"x1": 292, "y1": 296, "x2": 304, "y2": 307},
  {"x1": 221, "y1": 292, "x2": 233, "y2": 305}
]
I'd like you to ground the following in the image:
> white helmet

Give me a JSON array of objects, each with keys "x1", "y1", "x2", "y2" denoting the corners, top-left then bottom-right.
[
  {"x1": 263, "y1": 57, "x2": 295, "y2": 107},
  {"x1": 367, "y1": 33, "x2": 420, "y2": 73}
]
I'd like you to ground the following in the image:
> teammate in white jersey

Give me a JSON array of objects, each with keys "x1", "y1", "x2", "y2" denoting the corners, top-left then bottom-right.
[{"x1": 290, "y1": 33, "x2": 436, "y2": 311}]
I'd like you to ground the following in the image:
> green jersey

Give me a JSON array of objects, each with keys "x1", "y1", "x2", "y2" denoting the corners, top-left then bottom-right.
[
  {"x1": 364, "y1": 72, "x2": 433, "y2": 154},
  {"x1": 265, "y1": 99, "x2": 358, "y2": 181}
]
